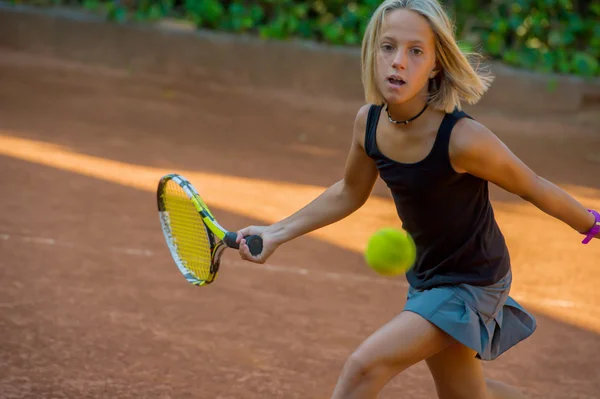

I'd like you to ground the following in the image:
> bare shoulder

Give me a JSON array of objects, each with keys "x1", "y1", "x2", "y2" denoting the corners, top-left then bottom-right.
[
  {"x1": 450, "y1": 117, "x2": 504, "y2": 155},
  {"x1": 353, "y1": 104, "x2": 373, "y2": 147},
  {"x1": 452, "y1": 116, "x2": 496, "y2": 144},
  {"x1": 449, "y1": 116, "x2": 509, "y2": 173}
]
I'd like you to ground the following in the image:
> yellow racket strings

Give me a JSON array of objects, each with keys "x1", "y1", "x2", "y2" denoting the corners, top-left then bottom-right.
[{"x1": 163, "y1": 181, "x2": 213, "y2": 281}]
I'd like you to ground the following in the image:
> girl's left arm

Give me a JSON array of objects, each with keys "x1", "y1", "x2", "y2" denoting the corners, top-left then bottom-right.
[{"x1": 450, "y1": 118, "x2": 598, "y2": 241}]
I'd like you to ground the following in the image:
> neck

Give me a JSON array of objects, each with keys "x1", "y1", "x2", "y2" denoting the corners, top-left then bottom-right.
[{"x1": 385, "y1": 94, "x2": 428, "y2": 123}]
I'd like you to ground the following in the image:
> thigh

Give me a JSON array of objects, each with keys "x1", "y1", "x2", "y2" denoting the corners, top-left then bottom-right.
[
  {"x1": 351, "y1": 310, "x2": 456, "y2": 373},
  {"x1": 426, "y1": 343, "x2": 488, "y2": 399}
]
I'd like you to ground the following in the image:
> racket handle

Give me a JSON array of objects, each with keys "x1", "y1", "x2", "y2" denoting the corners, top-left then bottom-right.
[
  {"x1": 223, "y1": 232, "x2": 264, "y2": 257},
  {"x1": 244, "y1": 235, "x2": 263, "y2": 256}
]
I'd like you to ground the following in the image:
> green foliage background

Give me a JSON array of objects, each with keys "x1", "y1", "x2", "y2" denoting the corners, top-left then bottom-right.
[{"x1": 14, "y1": 0, "x2": 600, "y2": 77}]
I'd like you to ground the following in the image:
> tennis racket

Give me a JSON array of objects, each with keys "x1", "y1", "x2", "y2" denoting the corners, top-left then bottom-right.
[{"x1": 157, "y1": 173, "x2": 263, "y2": 286}]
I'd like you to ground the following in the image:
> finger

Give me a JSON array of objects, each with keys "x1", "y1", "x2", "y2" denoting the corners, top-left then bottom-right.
[
  {"x1": 238, "y1": 239, "x2": 248, "y2": 260},
  {"x1": 242, "y1": 242, "x2": 254, "y2": 260},
  {"x1": 244, "y1": 241, "x2": 264, "y2": 263},
  {"x1": 236, "y1": 227, "x2": 254, "y2": 243},
  {"x1": 236, "y1": 230, "x2": 245, "y2": 243},
  {"x1": 246, "y1": 243, "x2": 264, "y2": 264}
]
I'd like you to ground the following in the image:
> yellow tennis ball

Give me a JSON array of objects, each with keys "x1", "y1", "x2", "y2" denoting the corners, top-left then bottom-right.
[{"x1": 364, "y1": 228, "x2": 416, "y2": 276}]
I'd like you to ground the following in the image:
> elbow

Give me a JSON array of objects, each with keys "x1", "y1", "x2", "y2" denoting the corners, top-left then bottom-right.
[
  {"x1": 518, "y1": 189, "x2": 536, "y2": 204},
  {"x1": 519, "y1": 191, "x2": 534, "y2": 203}
]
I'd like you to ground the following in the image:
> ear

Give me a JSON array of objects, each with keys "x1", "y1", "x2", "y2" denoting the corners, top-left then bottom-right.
[
  {"x1": 429, "y1": 64, "x2": 440, "y2": 79},
  {"x1": 429, "y1": 58, "x2": 442, "y2": 79}
]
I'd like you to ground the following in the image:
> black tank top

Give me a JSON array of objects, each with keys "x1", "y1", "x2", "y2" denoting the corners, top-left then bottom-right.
[{"x1": 365, "y1": 104, "x2": 510, "y2": 290}]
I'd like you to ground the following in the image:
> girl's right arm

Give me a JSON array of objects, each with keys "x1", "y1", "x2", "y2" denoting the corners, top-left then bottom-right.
[{"x1": 236, "y1": 104, "x2": 379, "y2": 264}]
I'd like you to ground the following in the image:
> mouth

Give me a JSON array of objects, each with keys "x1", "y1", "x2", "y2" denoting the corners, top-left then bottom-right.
[{"x1": 387, "y1": 76, "x2": 406, "y2": 87}]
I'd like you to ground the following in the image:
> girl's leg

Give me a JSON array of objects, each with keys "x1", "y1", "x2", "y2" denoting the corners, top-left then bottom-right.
[
  {"x1": 425, "y1": 342, "x2": 527, "y2": 399},
  {"x1": 330, "y1": 310, "x2": 456, "y2": 399}
]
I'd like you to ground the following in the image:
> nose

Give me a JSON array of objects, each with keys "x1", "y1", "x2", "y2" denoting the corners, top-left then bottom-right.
[{"x1": 392, "y1": 49, "x2": 407, "y2": 70}]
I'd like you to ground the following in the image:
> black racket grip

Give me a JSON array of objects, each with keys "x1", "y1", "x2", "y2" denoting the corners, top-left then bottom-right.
[
  {"x1": 244, "y1": 235, "x2": 263, "y2": 256},
  {"x1": 223, "y1": 232, "x2": 263, "y2": 257}
]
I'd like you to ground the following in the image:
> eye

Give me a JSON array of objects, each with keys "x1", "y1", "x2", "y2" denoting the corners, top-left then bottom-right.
[
  {"x1": 381, "y1": 43, "x2": 395, "y2": 52},
  {"x1": 411, "y1": 48, "x2": 424, "y2": 55}
]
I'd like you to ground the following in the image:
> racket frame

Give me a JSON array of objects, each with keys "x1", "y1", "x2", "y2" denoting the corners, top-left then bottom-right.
[{"x1": 157, "y1": 173, "x2": 235, "y2": 286}]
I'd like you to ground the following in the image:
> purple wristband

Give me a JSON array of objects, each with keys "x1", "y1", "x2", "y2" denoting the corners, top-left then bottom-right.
[{"x1": 582, "y1": 209, "x2": 600, "y2": 244}]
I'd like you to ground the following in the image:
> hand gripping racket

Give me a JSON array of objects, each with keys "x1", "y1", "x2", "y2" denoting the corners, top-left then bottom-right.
[{"x1": 157, "y1": 173, "x2": 263, "y2": 286}]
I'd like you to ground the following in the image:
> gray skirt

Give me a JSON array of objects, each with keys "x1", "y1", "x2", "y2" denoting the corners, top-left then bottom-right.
[{"x1": 404, "y1": 270, "x2": 536, "y2": 361}]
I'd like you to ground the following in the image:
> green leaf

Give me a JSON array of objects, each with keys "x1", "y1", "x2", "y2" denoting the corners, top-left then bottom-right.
[
  {"x1": 485, "y1": 32, "x2": 505, "y2": 56},
  {"x1": 83, "y1": 0, "x2": 99, "y2": 11},
  {"x1": 556, "y1": 49, "x2": 571, "y2": 74},
  {"x1": 508, "y1": 15, "x2": 525, "y2": 31},
  {"x1": 184, "y1": 0, "x2": 224, "y2": 28},
  {"x1": 557, "y1": 0, "x2": 571, "y2": 9},
  {"x1": 249, "y1": 4, "x2": 265, "y2": 24},
  {"x1": 590, "y1": 25, "x2": 600, "y2": 57},
  {"x1": 229, "y1": 2, "x2": 245, "y2": 16},
  {"x1": 291, "y1": 3, "x2": 308, "y2": 18},
  {"x1": 520, "y1": 47, "x2": 539, "y2": 69},
  {"x1": 529, "y1": 13, "x2": 545, "y2": 37},
  {"x1": 227, "y1": 2, "x2": 248, "y2": 32},
  {"x1": 297, "y1": 20, "x2": 313, "y2": 38},
  {"x1": 321, "y1": 21, "x2": 344, "y2": 44},
  {"x1": 492, "y1": 18, "x2": 509, "y2": 35},
  {"x1": 502, "y1": 50, "x2": 519, "y2": 65},
  {"x1": 105, "y1": 3, "x2": 127, "y2": 23},
  {"x1": 148, "y1": 3, "x2": 163, "y2": 20},
  {"x1": 572, "y1": 52, "x2": 599, "y2": 77},
  {"x1": 548, "y1": 29, "x2": 563, "y2": 47},
  {"x1": 343, "y1": 30, "x2": 359, "y2": 45},
  {"x1": 364, "y1": 0, "x2": 381, "y2": 7},
  {"x1": 540, "y1": 50, "x2": 556, "y2": 73},
  {"x1": 340, "y1": 6, "x2": 359, "y2": 28},
  {"x1": 459, "y1": 0, "x2": 479, "y2": 13},
  {"x1": 286, "y1": 14, "x2": 300, "y2": 35},
  {"x1": 567, "y1": 13, "x2": 584, "y2": 34},
  {"x1": 259, "y1": 24, "x2": 283, "y2": 40},
  {"x1": 358, "y1": 18, "x2": 369, "y2": 38}
]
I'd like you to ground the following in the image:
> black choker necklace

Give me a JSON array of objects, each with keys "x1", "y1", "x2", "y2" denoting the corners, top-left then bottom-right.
[{"x1": 385, "y1": 103, "x2": 428, "y2": 125}]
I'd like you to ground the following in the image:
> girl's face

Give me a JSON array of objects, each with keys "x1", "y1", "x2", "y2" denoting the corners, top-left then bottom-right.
[{"x1": 376, "y1": 9, "x2": 437, "y2": 105}]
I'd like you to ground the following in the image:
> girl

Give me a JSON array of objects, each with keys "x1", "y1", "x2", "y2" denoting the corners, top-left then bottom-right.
[{"x1": 236, "y1": 0, "x2": 600, "y2": 398}]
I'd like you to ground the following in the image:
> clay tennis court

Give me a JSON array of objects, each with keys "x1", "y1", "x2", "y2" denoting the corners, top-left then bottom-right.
[{"x1": 1, "y1": 48, "x2": 599, "y2": 398}]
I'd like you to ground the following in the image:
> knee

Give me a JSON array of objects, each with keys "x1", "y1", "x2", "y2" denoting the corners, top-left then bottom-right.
[{"x1": 341, "y1": 351, "x2": 396, "y2": 384}]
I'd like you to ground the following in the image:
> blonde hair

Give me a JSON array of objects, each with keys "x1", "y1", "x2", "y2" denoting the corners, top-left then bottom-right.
[{"x1": 361, "y1": 0, "x2": 494, "y2": 113}]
